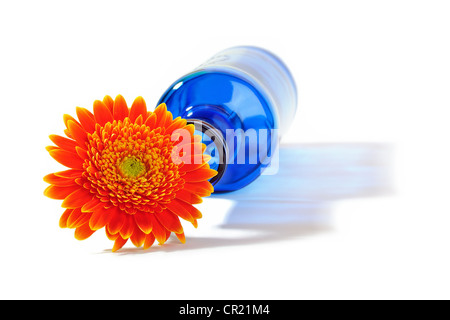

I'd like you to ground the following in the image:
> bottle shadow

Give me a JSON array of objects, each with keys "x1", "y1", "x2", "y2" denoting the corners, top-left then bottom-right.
[{"x1": 114, "y1": 143, "x2": 394, "y2": 255}]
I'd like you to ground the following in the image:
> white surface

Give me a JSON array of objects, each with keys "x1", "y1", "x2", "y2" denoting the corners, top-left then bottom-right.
[{"x1": 1, "y1": 0, "x2": 450, "y2": 300}]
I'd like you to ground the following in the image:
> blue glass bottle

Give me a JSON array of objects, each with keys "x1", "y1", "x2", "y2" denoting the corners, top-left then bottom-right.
[{"x1": 157, "y1": 46, "x2": 297, "y2": 192}]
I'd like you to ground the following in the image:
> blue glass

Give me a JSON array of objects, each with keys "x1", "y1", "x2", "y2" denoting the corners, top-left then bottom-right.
[{"x1": 157, "y1": 46, "x2": 297, "y2": 192}]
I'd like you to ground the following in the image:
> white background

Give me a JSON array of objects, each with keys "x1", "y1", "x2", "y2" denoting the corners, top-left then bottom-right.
[{"x1": 1, "y1": 0, "x2": 449, "y2": 300}]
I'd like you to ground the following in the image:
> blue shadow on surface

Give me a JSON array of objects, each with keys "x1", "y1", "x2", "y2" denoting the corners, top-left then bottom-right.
[{"x1": 216, "y1": 142, "x2": 393, "y2": 224}]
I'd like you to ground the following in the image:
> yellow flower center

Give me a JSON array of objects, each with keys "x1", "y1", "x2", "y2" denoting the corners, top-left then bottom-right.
[{"x1": 119, "y1": 157, "x2": 146, "y2": 178}]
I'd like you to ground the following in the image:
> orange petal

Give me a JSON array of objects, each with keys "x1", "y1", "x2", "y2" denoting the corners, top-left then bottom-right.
[
  {"x1": 165, "y1": 117, "x2": 187, "y2": 135},
  {"x1": 155, "y1": 103, "x2": 173, "y2": 128},
  {"x1": 172, "y1": 198, "x2": 202, "y2": 219},
  {"x1": 143, "y1": 233, "x2": 155, "y2": 249},
  {"x1": 49, "y1": 134, "x2": 78, "y2": 152},
  {"x1": 134, "y1": 114, "x2": 144, "y2": 125},
  {"x1": 61, "y1": 188, "x2": 93, "y2": 209},
  {"x1": 112, "y1": 236, "x2": 128, "y2": 252},
  {"x1": 67, "y1": 120, "x2": 88, "y2": 147},
  {"x1": 165, "y1": 198, "x2": 195, "y2": 224},
  {"x1": 105, "y1": 228, "x2": 120, "y2": 241},
  {"x1": 63, "y1": 114, "x2": 80, "y2": 128},
  {"x1": 144, "y1": 112, "x2": 157, "y2": 129},
  {"x1": 107, "y1": 208, "x2": 125, "y2": 235},
  {"x1": 180, "y1": 161, "x2": 209, "y2": 173},
  {"x1": 44, "y1": 185, "x2": 80, "y2": 200},
  {"x1": 176, "y1": 143, "x2": 205, "y2": 159},
  {"x1": 129, "y1": 96, "x2": 147, "y2": 123},
  {"x1": 183, "y1": 124, "x2": 195, "y2": 136},
  {"x1": 81, "y1": 197, "x2": 102, "y2": 212},
  {"x1": 48, "y1": 149, "x2": 84, "y2": 169},
  {"x1": 184, "y1": 181, "x2": 214, "y2": 196},
  {"x1": 76, "y1": 107, "x2": 96, "y2": 133},
  {"x1": 153, "y1": 103, "x2": 167, "y2": 127},
  {"x1": 175, "y1": 189, "x2": 203, "y2": 204},
  {"x1": 134, "y1": 212, "x2": 153, "y2": 234},
  {"x1": 89, "y1": 206, "x2": 114, "y2": 230},
  {"x1": 54, "y1": 169, "x2": 83, "y2": 179},
  {"x1": 180, "y1": 202, "x2": 202, "y2": 220},
  {"x1": 64, "y1": 129, "x2": 73, "y2": 139},
  {"x1": 93, "y1": 100, "x2": 114, "y2": 126},
  {"x1": 175, "y1": 232, "x2": 186, "y2": 244},
  {"x1": 103, "y1": 95, "x2": 114, "y2": 114},
  {"x1": 67, "y1": 208, "x2": 91, "y2": 229},
  {"x1": 183, "y1": 168, "x2": 217, "y2": 183},
  {"x1": 119, "y1": 215, "x2": 135, "y2": 239},
  {"x1": 59, "y1": 209, "x2": 73, "y2": 228},
  {"x1": 74, "y1": 223, "x2": 96, "y2": 240},
  {"x1": 155, "y1": 210, "x2": 184, "y2": 234},
  {"x1": 43, "y1": 173, "x2": 77, "y2": 187},
  {"x1": 130, "y1": 228, "x2": 146, "y2": 248},
  {"x1": 150, "y1": 215, "x2": 167, "y2": 245},
  {"x1": 165, "y1": 229, "x2": 172, "y2": 241},
  {"x1": 46, "y1": 146, "x2": 59, "y2": 152},
  {"x1": 113, "y1": 94, "x2": 129, "y2": 121},
  {"x1": 75, "y1": 146, "x2": 88, "y2": 160}
]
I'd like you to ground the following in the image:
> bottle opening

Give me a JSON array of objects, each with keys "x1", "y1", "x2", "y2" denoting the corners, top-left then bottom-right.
[{"x1": 187, "y1": 119, "x2": 227, "y2": 186}]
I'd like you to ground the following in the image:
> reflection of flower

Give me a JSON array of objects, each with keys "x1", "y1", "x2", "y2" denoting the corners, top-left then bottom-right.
[{"x1": 44, "y1": 95, "x2": 217, "y2": 251}]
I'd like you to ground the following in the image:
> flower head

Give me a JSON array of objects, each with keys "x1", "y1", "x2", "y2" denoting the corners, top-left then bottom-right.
[{"x1": 44, "y1": 95, "x2": 217, "y2": 251}]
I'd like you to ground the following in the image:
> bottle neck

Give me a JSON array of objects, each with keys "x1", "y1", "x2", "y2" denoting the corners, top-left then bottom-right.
[{"x1": 186, "y1": 119, "x2": 228, "y2": 186}]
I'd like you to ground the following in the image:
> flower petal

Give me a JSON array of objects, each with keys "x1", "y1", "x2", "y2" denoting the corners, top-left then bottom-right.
[
  {"x1": 76, "y1": 107, "x2": 96, "y2": 133},
  {"x1": 180, "y1": 202, "x2": 202, "y2": 220},
  {"x1": 67, "y1": 120, "x2": 88, "y2": 147},
  {"x1": 119, "y1": 215, "x2": 135, "y2": 239},
  {"x1": 175, "y1": 189, "x2": 203, "y2": 204},
  {"x1": 130, "y1": 228, "x2": 146, "y2": 248},
  {"x1": 63, "y1": 114, "x2": 80, "y2": 128},
  {"x1": 170, "y1": 198, "x2": 202, "y2": 220},
  {"x1": 165, "y1": 117, "x2": 187, "y2": 136},
  {"x1": 81, "y1": 197, "x2": 103, "y2": 212},
  {"x1": 180, "y1": 161, "x2": 209, "y2": 173},
  {"x1": 43, "y1": 173, "x2": 77, "y2": 187},
  {"x1": 112, "y1": 236, "x2": 128, "y2": 252},
  {"x1": 44, "y1": 185, "x2": 80, "y2": 200},
  {"x1": 89, "y1": 206, "x2": 114, "y2": 230},
  {"x1": 48, "y1": 149, "x2": 84, "y2": 169},
  {"x1": 143, "y1": 233, "x2": 155, "y2": 249},
  {"x1": 103, "y1": 95, "x2": 114, "y2": 114},
  {"x1": 129, "y1": 96, "x2": 147, "y2": 123},
  {"x1": 67, "y1": 208, "x2": 91, "y2": 229},
  {"x1": 144, "y1": 112, "x2": 157, "y2": 129},
  {"x1": 155, "y1": 210, "x2": 184, "y2": 234},
  {"x1": 74, "y1": 223, "x2": 96, "y2": 240},
  {"x1": 105, "y1": 228, "x2": 119, "y2": 241},
  {"x1": 175, "y1": 232, "x2": 186, "y2": 244},
  {"x1": 113, "y1": 94, "x2": 129, "y2": 121},
  {"x1": 75, "y1": 146, "x2": 88, "y2": 160},
  {"x1": 49, "y1": 134, "x2": 78, "y2": 153},
  {"x1": 154, "y1": 103, "x2": 173, "y2": 128},
  {"x1": 134, "y1": 212, "x2": 153, "y2": 234},
  {"x1": 150, "y1": 215, "x2": 168, "y2": 245},
  {"x1": 59, "y1": 209, "x2": 73, "y2": 228},
  {"x1": 93, "y1": 100, "x2": 114, "y2": 126},
  {"x1": 183, "y1": 181, "x2": 214, "y2": 196},
  {"x1": 54, "y1": 169, "x2": 83, "y2": 179},
  {"x1": 107, "y1": 207, "x2": 125, "y2": 235},
  {"x1": 61, "y1": 188, "x2": 94, "y2": 209},
  {"x1": 165, "y1": 198, "x2": 195, "y2": 224}
]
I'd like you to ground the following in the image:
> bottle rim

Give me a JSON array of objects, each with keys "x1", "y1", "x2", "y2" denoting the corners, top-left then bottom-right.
[{"x1": 186, "y1": 119, "x2": 228, "y2": 186}]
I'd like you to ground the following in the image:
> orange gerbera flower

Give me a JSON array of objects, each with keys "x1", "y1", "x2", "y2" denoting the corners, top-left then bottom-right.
[{"x1": 44, "y1": 95, "x2": 217, "y2": 251}]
